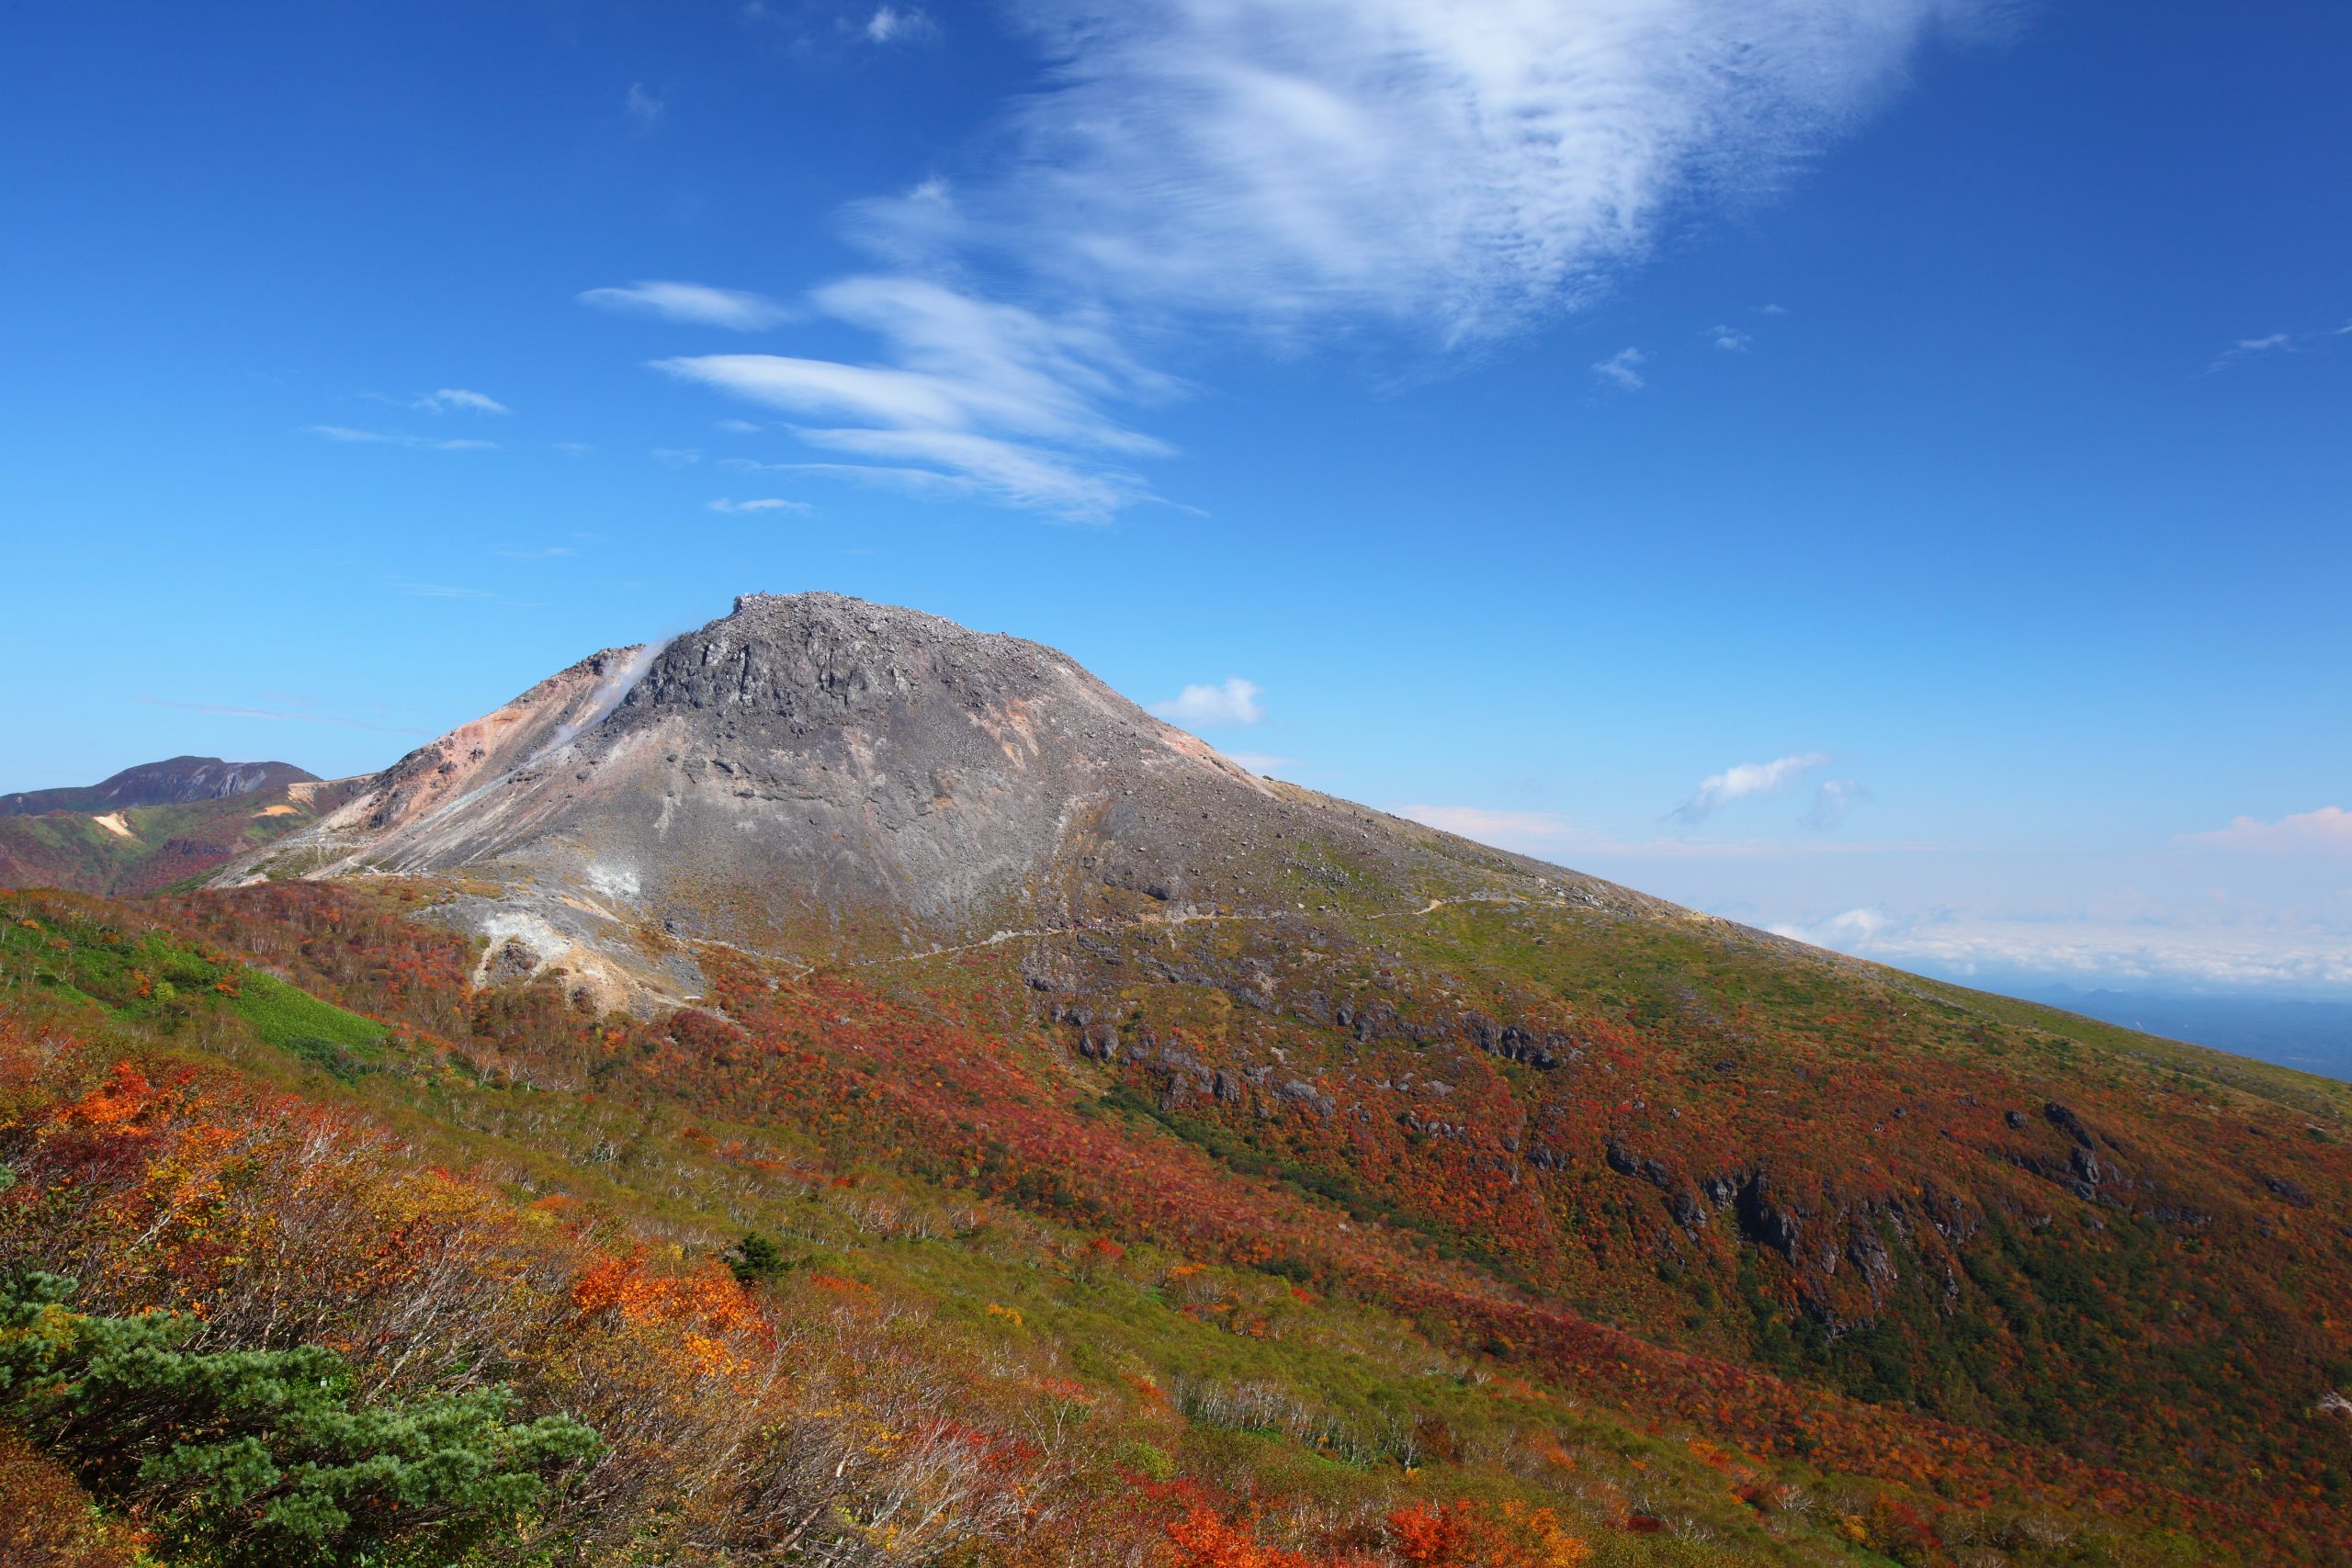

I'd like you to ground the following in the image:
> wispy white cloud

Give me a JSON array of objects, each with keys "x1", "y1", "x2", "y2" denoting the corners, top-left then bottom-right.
[
  {"x1": 626, "y1": 82, "x2": 666, "y2": 129},
  {"x1": 1148, "y1": 677, "x2": 1263, "y2": 728},
  {"x1": 393, "y1": 581, "x2": 543, "y2": 608},
  {"x1": 411, "y1": 387, "x2": 509, "y2": 415},
  {"x1": 652, "y1": 276, "x2": 1176, "y2": 520},
  {"x1": 854, "y1": 0, "x2": 1988, "y2": 341},
  {"x1": 2205, "y1": 319, "x2": 2352, "y2": 372},
  {"x1": 718, "y1": 459, "x2": 978, "y2": 501},
  {"x1": 549, "y1": 440, "x2": 594, "y2": 457},
  {"x1": 1590, "y1": 346, "x2": 1646, "y2": 390},
  {"x1": 306, "y1": 425, "x2": 497, "y2": 452},
  {"x1": 1396, "y1": 804, "x2": 1916, "y2": 861},
  {"x1": 651, "y1": 446, "x2": 703, "y2": 468},
  {"x1": 593, "y1": 4, "x2": 1990, "y2": 521},
  {"x1": 2209, "y1": 332, "x2": 2292, "y2": 371},
  {"x1": 579, "y1": 280, "x2": 796, "y2": 331},
  {"x1": 596, "y1": 6, "x2": 1987, "y2": 518},
  {"x1": 2183, "y1": 807, "x2": 2352, "y2": 856},
  {"x1": 707, "y1": 497, "x2": 811, "y2": 513},
  {"x1": 1804, "y1": 777, "x2": 1864, "y2": 829},
  {"x1": 865, "y1": 6, "x2": 933, "y2": 44},
  {"x1": 132, "y1": 695, "x2": 429, "y2": 737},
  {"x1": 1669, "y1": 751, "x2": 1830, "y2": 823},
  {"x1": 1708, "y1": 325, "x2": 1752, "y2": 352}
]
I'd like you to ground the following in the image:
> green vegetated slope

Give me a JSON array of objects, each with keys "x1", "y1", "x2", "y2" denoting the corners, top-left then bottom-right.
[
  {"x1": 0, "y1": 889, "x2": 1875, "y2": 1567},
  {"x1": 3, "y1": 881, "x2": 2345, "y2": 1566},
  {"x1": 1009, "y1": 889, "x2": 2352, "y2": 1495}
]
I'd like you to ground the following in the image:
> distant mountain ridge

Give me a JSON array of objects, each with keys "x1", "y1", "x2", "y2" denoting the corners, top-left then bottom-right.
[
  {"x1": 0, "y1": 757, "x2": 357, "y2": 897},
  {"x1": 0, "y1": 756, "x2": 315, "y2": 817}
]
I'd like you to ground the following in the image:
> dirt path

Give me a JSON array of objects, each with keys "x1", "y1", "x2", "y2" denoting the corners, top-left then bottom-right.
[{"x1": 831, "y1": 889, "x2": 1530, "y2": 971}]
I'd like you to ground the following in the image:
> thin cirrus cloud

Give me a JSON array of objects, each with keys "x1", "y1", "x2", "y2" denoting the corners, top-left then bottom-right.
[
  {"x1": 853, "y1": 0, "x2": 1994, "y2": 339},
  {"x1": 307, "y1": 425, "x2": 496, "y2": 452},
  {"x1": 579, "y1": 280, "x2": 797, "y2": 331},
  {"x1": 603, "y1": 1, "x2": 1987, "y2": 518},
  {"x1": 647, "y1": 275, "x2": 1176, "y2": 521},
  {"x1": 1590, "y1": 347, "x2": 1646, "y2": 390},
  {"x1": 413, "y1": 388, "x2": 509, "y2": 415},
  {"x1": 394, "y1": 581, "x2": 542, "y2": 608},
  {"x1": 1668, "y1": 751, "x2": 1830, "y2": 824},
  {"x1": 2206, "y1": 320, "x2": 2352, "y2": 372},
  {"x1": 1803, "y1": 777, "x2": 1866, "y2": 829},
  {"x1": 707, "y1": 497, "x2": 810, "y2": 514},
  {"x1": 865, "y1": 6, "x2": 933, "y2": 44},
  {"x1": 1148, "y1": 677, "x2": 1264, "y2": 728},
  {"x1": 132, "y1": 695, "x2": 429, "y2": 737},
  {"x1": 1395, "y1": 804, "x2": 1909, "y2": 860},
  {"x1": 2208, "y1": 332, "x2": 2293, "y2": 371},
  {"x1": 2181, "y1": 806, "x2": 2352, "y2": 855}
]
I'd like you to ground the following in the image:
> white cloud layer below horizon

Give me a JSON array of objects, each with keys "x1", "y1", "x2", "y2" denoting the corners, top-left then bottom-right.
[
  {"x1": 1395, "y1": 797, "x2": 2352, "y2": 996},
  {"x1": 1770, "y1": 908, "x2": 2352, "y2": 995}
]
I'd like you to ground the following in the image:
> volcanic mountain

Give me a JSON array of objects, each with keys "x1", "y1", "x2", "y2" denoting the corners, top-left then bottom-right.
[
  {"x1": 153, "y1": 591, "x2": 2352, "y2": 1557},
  {"x1": 220, "y1": 592, "x2": 1645, "y2": 1008}
]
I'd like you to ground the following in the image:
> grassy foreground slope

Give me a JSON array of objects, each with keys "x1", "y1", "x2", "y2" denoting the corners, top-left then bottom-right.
[{"x1": 2, "y1": 881, "x2": 2344, "y2": 1565}]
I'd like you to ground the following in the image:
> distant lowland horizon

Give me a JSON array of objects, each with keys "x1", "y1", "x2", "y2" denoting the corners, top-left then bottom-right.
[{"x1": 2016, "y1": 986, "x2": 2352, "y2": 1083}]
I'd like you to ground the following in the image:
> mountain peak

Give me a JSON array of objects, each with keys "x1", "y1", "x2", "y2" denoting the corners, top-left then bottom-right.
[{"x1": 221, "y1": 595, "x2": 1614, "y2": 1010}]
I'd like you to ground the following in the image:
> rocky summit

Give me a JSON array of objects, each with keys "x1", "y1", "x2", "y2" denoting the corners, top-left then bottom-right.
[{"x1": 220, "y1": 592, "x2": 1642, "y2": 1009}]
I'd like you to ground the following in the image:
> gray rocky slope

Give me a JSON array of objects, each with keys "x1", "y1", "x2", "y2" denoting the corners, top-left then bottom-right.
[{"x1": 217, "y1": 593, "x2": 1657, "y2": 1009}]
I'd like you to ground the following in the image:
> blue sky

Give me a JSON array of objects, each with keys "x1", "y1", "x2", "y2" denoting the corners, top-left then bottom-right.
[{"x1": 4, "y1": 1, "x2": 2347, "y2": 998}]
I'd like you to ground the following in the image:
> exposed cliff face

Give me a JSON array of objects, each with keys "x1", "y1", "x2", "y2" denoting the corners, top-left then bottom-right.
[{"x1": 222, "y1": 593, "x2": 1635, "y2": 1008}]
